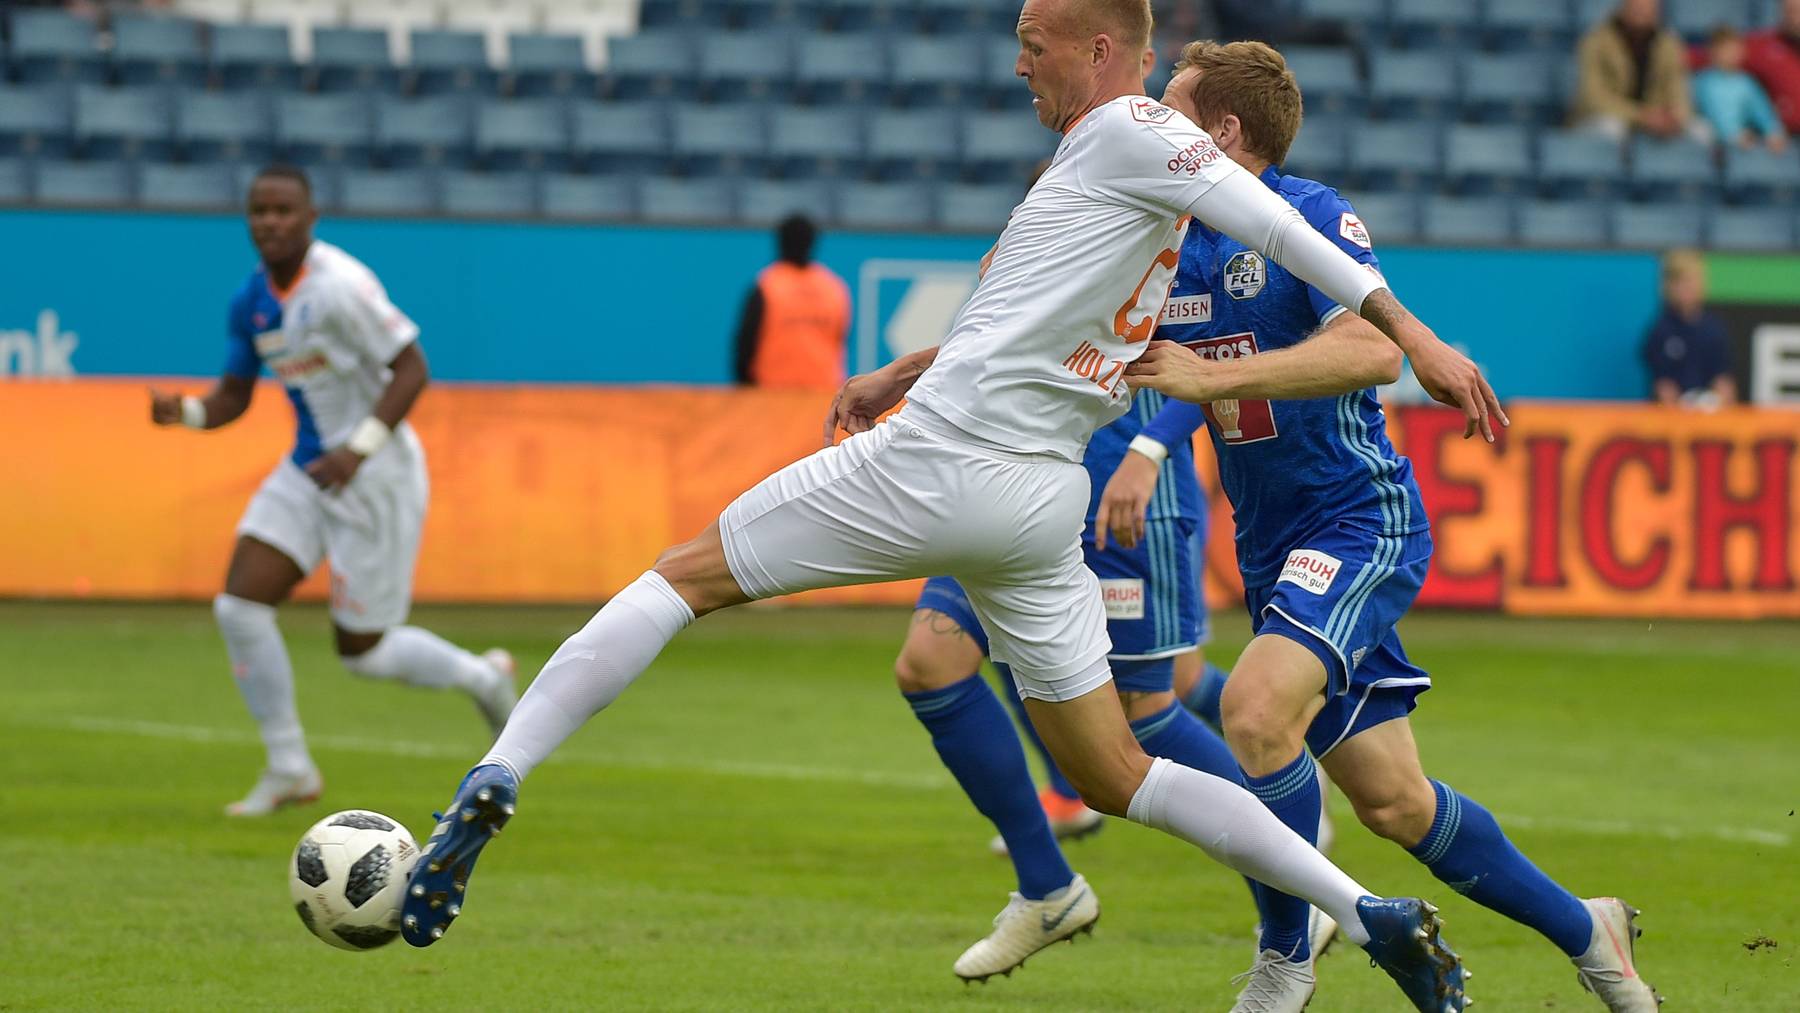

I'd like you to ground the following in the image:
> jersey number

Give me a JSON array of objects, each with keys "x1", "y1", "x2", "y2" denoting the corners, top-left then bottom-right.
[{"x1": 1113, "y1": 220, "x2": 1190, "y2": 344}]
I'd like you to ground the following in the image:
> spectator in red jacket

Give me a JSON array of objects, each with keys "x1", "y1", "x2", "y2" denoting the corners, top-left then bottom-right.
[{"x1": 1745, "y1": 0, "x2": 1800, "y2": 133}]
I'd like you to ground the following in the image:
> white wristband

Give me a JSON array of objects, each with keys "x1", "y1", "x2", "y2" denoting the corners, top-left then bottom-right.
[
  {"x1": 345, "y1": 417, "x2": 391, "y2": 457},
  {"x1": 180, "y1": 396, "x2": 207, "y2": 430},
  {"x1": 1127, "y1": 434, "x2": 1169, "y2": 465}
]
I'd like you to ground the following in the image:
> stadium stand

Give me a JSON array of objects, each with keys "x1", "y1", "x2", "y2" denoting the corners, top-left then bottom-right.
[{"x1": 0, "y1": 0, "x2": 1791, "y2": 249}]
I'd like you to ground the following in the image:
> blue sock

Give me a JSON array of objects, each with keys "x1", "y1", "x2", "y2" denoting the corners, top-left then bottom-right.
[
  {"x1": 906, "y1": 674, "x2": 1074, "y2": 900},
  {"x1": 993, "y1": 662, "x2": 1080, "y2": 801},
  {"x1": 1409, "y1": 780, "x2": 1594, "y2": 957},
  {"x1": 1243, "y1": 750, "x2": 1323, "y2": 960},
  {"x1": 1181, "y1": 662, "x2": 1229, "y2": 730},
  {"x1": 1129, "y1": 701, "x2": 1242, "y2": 782}
]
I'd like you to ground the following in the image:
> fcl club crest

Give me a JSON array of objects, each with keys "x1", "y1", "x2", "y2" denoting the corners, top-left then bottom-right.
[{"x1": 1224, "y1": 251, "x2": 1265, "y2": 300}]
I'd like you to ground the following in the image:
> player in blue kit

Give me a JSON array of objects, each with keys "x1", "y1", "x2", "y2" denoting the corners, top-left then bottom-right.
[{"x1": 1118, "y1": 42, "x2": 1660, "y2": 1012}]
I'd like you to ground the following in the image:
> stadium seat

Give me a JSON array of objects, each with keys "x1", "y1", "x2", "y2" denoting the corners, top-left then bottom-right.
[
  {"x1": 1344, "y1": 191, "x2": 1420, "y2": 244},
  {"x1": 311, "y1": 27, "x2": 401, "y2": 94},
  {"x1": 1347, "y1": 120, "x2": 1442, "y2": 192},
  {"x1": 540, "y1": 172, "x2": 636, "y2": 218},
  {"x1": 0, "y1": 83, "x2": 74, "y2": 159},
  {"x1": 176, "y1": 89, "x2": 273, "y2": 164},
  {"x1": 1628, "y1": 137, "x2": 1718, "y2": 201},
  {"x1": 571, "y1": 100, "x2": 669, "y2": 172},
  {"x1": 767, "y1": 105, "x2": 863, "y2": 176},
  {"x1": 1299, "y1": 0, "x2": 1387, "y2": 23},
  {"x1": 1610, "y1": 202, "x2": 1704, "y2": 249},
  {"x1": 1368, "y1": 49, "x2": 1457, "y2": 119},
  {"x1": 212, "y1": 22, "x2": 302, "y2": 92},
  {"x1": 0, "y1": 158, "x2": 30, "y2": 202},
  {"x1": 339, "y1": 168, "x2": 437, "y2": 216},
  {"x1": 1482, "y1": 0, "x2": 1574, "y2": 51},
  {"x1": 1282, "y1": 114, "x2": 1351, "y2": 179},
  {"x1": 73, "y1": 85, "x2": 175, "y2": 161},
  {"x1": 7, "y1": 10, "x2": 104, "y2": 84},
  {"x1": 138, "y1": 161, "x2": 237, "y2": 210},
  {"x1": 243, "y1": 0, "x2": 336, "y2": 64},
  {"x1": 475, "y1": 98, "x2": 571, "y2": 170},
  {"x1": 345, "y1": 0, "x2": 441, "y2": 66},
  {"x1": 837, "y1": 180, "x2": 933, "y2": 230},
  {"x1": 960, "y1": 110, "x2": 1058, "y2": 183},
  {"x1": 889, "y1": 35, "x2": 983, "y2": 106},
  {"x1": 865, "y1": 108, "x2": 959, "y2": 179},
  {"x1": 410, "y1": 30, "x2": 497, "y2": 95},
  {"x1": 605, "y1": 30, "x2": 696, "y2": 99},
  {"x1": 539, "y1": 4, "x2": 639, "y2": 73},
  {"x1": 982, "y1": 35, "x2": 1023, "y2": 102},
  {"x1": 1722, "y1": 146, "x2": 1800, "y2": 205},
  {"x1": 1422, "y1": 195, "x2": 1515, "y2": 245},
  {"x1": 1538, "y1": 131, "x2": 1626, "y2": 198},
  {"x1": 376, "y1": 94, "x2": 475, "y2": 168},
  {"x1": 33, "y1": 158, "x2": 133, "y2": 206},
  {"x1": 739, "y1": 177, "x2": 833, "y2": 225},
  {"x1": 1389, "y1": 0, "x2": 1478, "y2": 47},
  {"x1": 275, "y1": 92, "x2": 375, "y2": 166},
  {"x1": 1670, "y1": 0, "x2": 1756, "y2": 35},
  {"x1": 817, "y1": 0, "x2": 916, "y2": 33},
  {"x1": 935, "y1": 181, "x2": 1019, "y2": 232},
  {"x1": 697, "y1": 30, "x2": 794, "y2": 102},
  {"x1": 110, "y1": 14, "x2": 208, "y2": 88},
  {"x1": 507, "y1": 33, "x2": 597, "y2": 98},
  {"x1": 1707, "y1": 206, "x2": 1794, "y2": 251},
  {"x1": 793, "y1": 32, "x2": 888, "y2": 103},
  {"x1": 1460, "y1": 52, "x2": 1558, "y2": 125},
  {"x1": 1283, "y1": 47, "x2": 1364, "y2": 116},
  {"x1": 670, "y1": 102, "x2": 766, "y2": 173},
  {"x1": 1517, "y1": 198, "x2": 1611, "y2": 247},
  {"x1": 169, "y1": 0, "x2": 249, "y2": 22},
  {"x1": 1443, "y1": 123, "x2": 1533, "y2": 194},
  {"x1": 637, "y1": 175, "x2": 735, "y2": 222},
  {"x1": 440, "y1": 169, "x2": 537, "y2": 216}
]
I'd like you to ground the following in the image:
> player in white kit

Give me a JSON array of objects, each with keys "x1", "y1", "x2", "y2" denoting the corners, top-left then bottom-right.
[
  {"x1": 150, "y1": 166, "x2": 517, "y2": 817},
  {"x1": 402, "y1": 5, "x2": 1500, "y2": 1007}
]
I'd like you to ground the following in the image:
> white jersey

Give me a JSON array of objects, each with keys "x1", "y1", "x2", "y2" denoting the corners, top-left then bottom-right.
[{"x1": 908, "y1": 95, "x2": 1381, "y2": 462}]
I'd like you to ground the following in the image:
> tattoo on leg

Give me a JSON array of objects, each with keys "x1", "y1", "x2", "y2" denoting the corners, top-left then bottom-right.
[{"x1": 913, "y1": 609, "x2": 972, "y2": 641}]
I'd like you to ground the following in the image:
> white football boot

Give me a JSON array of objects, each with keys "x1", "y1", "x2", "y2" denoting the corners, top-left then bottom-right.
[
  {"x1": 1574, "y1": 898, "x2": 1663, "y2": 1011},
  {"x1": 1230, "y1": 947, "x2": 1317, "y2": 1013},
  {"x1": 472, "y1": 648, "x2": 518, "y2": 737},
  {"x1": 224, "y1": 766, "x2": 323, "y2": 817},
  {"x1": 953, "y1": 873, "x2": 1099, "y2": 982}
]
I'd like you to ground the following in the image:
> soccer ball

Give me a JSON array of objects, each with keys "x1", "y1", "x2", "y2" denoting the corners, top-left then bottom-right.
[{"x1": 289, "y1": 810, "x2": 420, "y2": 951}]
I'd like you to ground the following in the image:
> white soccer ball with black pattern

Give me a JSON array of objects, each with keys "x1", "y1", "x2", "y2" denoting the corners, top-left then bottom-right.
[{"x1": 289, "y1": 810, "x2": 420, "y2": 951}]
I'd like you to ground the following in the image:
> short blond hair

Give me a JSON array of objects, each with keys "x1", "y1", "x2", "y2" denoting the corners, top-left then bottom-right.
[
  {"x1": 1663, "y1": 248, "x2": 1705, "y2": 281},
  {"x1": 1174, "y1": 40, "x2": 1304, "y2": 166},
  {"x1": 1069, "y1": 0, "x2": 1154, "y2": 53}
]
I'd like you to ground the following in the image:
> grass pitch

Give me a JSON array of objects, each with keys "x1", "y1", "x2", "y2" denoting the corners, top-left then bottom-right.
[{"x1": 2, "y1": 601, "x2": 1796, "y2": 1010}]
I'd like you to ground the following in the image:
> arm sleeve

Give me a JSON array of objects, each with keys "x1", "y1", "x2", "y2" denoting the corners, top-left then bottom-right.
[
  {"x1": 733, "y1": 286, "x2": 765, "y2": 385},
  {"x1": 1298, "y1": 193, "x2": 1384, "y2": 324},
  {"x1": 1139, "y1": 397, "x2": 1208, "y2": 449},
  {"x1": 335, "y1": 268, "x2": 420, "y2": 366},
  {"x1": 223, "y1": 291, "x2": 260, "y2": 380}
]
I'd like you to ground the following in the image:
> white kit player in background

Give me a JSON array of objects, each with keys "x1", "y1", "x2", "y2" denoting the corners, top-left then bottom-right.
[
  {"x1": 403, "y1": 3, "x2": 1501, "y2": 1008},
  {"x1": 150, "y1": 165, "x2": 516, "y2": 818}
]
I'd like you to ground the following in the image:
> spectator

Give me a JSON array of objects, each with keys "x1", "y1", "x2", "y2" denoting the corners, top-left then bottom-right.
[
  {"x1": 1697, "y1": 26, "x2": 1788, "y2": 151},
  {"x1": 732, "y1": 214, "x2": 851, "y2": 391},
  {"x1": 1745, "y1": 0, "x2": 1800, "y2": 135},
  {"x1": 1643, "y1": 250, "x2": 1735, "y2": 408},
  {"x1": 1573, "y1": 0, "x2": 1706, "y2": 142}
]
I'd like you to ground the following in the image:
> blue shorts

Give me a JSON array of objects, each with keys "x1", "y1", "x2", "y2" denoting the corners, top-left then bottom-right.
[{"x1": 1244, "y1": 521, "x2": 1434, "y2": 758}]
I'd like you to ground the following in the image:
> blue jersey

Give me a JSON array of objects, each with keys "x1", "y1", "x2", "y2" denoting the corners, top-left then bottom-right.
[
  {"x1": 1152, "y1": 167, "x2": 1428, "y2": 587},
  {"x1": 1081, "y1": 388, "x2": 1204, "y2": 526}
]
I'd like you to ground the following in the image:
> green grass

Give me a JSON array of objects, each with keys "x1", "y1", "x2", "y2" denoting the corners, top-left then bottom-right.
[{"x1": 2, "y1": 602, "x2": 1796, "y2": 1010}]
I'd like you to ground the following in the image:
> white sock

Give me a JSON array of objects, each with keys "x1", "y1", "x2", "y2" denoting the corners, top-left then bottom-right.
[
  {"x1": 481, "y1": 570, "x2": 694, "y2": 782},
  {"x1": 213, "y1": 594, "x2": 313, "y2": 776},
  {"x1": 1127, "y1": 757, "x2": 1373, "y2": 945},
  {"x1": 341, "y1": 625, "x2": 498, "y2": 694}
]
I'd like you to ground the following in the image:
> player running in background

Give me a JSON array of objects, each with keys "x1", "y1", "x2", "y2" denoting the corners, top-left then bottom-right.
[
  {"x1": 149, "y1": 165, "x2": 517, "y2": 817},
  {"x1": 404, "y1": 4, "x2": 1502, "y2": 1006},
  {"x1": 1121, "y1": 42, "x2": 1659, "y2": 1013}
]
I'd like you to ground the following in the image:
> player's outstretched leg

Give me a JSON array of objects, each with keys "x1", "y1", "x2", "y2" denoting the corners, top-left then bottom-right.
[
  {"x1": 402, "y1": 762, "x2": 515, "y2": 945},
  {"x1": 337, "y1": 626, "x2": 518, "y2": 736}
]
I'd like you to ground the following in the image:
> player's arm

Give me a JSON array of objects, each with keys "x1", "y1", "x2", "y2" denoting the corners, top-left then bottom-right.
[
  {"x1": 1126, "y1": 312, "x2": 1403, "y2": 402},
  {"x1": 822, "y1": 346, "x2": 937, "y2": 444},
  {"x1": 149, "y1": 372, "x2": 257, "y2": 430},
  {"x1": 1095, "y1": 398, "x2": 1205, "y2": 551},
  {"x1": 732, "y1": 286, "x2": 764, "y2": 385},
  {"x1": 306, "y1": 341, "x2": 428, "y2": 492}
]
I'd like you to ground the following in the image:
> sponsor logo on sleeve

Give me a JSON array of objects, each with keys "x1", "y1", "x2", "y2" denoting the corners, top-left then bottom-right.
[
  {"x1": 1099, "y1": 578, "x2": 1146, "y2": 620},
  {"x1": 1158, "y1": 293, "x2": 1212, "y2": 324},
  {"x1": 1130, "y1": 98, "x2": 1176, "y2": 124},
  {"x1": 253, "y1": 330, "x2": 287, "y2": 356},
  {"x1": 1167, "y1": 136, "x2": 1223, "y2": 177},
  {"x1": 1223, "y1": 251, "x2": 1265, "y2": 300},
  {"x1": 1339, "y1": 212, "x2": 1372, "y2": 250},
  {"x1": 1279, "y1": 549, "x2": 1343, "y2": 595}
]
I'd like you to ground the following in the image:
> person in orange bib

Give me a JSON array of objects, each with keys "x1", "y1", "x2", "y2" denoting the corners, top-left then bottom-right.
[{"x1": 732, "y1": 214, "x2": 851, "y2": 390}]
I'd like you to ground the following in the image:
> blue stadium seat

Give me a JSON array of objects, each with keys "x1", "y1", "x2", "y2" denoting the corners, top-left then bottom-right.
[
  {"x1": 794, "y1": 32, "x2": 887, "y2": 103},
  {"x1": 1299, "y1": 0, "x2": 1388, "y2": 22},
  {"x1": 110, "y1": 14, "x2": 207, "y2": 87},
  {"x1": 311, "y1": 27, "x2": 399, "y2": 94},
  {"x1": 982, "y1": 35, "x2": 1023, "y2": 102},
  {"x1": 410, "y1": 30, "x2": 496, "y2": 96},
  {"x1": 1722, "y1": 146, "x2": 1800, "y2": 205},
  {"x1": 1483, "y1": 0, "x2": 1574, "y2": 51},
  {"x1": 276, "y1": 93, "x2": 375, "y2": 166},
  {"x1": 767, "y1": 105, "x2": 862, "y2": 175},
  {"x1": 440, "y1": 170, "x2": 536, "y2": 216},
  {"x1": 739, "y1": 177, "x2": 833, "y2": 224},
  {"x1": 865, "y1": 108, "x2": 958, "y2": 179},
  {"x1": 0, "y1": 83, "x2": 74, "y2": 158},
  {"x1": 339, "y1": 168, "x2": 436, "y2": 215},
  {"x1": 8, "y1": 10, "x2": 103, "y2": 84},
  {"x1": 638, "y1": 176, "x2": 735, "y2": 221},
  {"x1": 1443, "y1": 123, "x2": 1533, "y2": 194},
  {"x1": 1571, "y1": 0, "x2": 1619, "y2": 29},
  {"x1": 33, "y1": 158, "x2": 132, "y2": 205},
  {"x1": 961, "y1": 110, "x2": 1057, "y2": 183},
  {"x1": 1517, "y1": 198, "x2": 1611, "y2": 247},
  {"x1": 1671, "y1": 0, "x2": 1756, "y2": 35},
  {"x1": 1461, "y1": 52, "x2": 1557, "y2": 125},
  {"x1": 540, "y1": 173, "x2": 636, "y2": 218},
  {"x1": 474, "y1": 99, "x2": 570, "y2": 170},
  {"x1": 1537, "y1": 131, "x2": 1626, "y2": 198},
  {"x1": 1281, "y1": 115, "x2": 1350, "y2": 178},
  {"x1": 176, "y1": 90, "x2": 272, "y2": 164},
  {"x1": 1283, "y1": 47, "x2": 1363, "y2": 116},
  {"x1": 376, "y1": 94, "x2": 474, "y2": 169},
  {"x1": 1369, "y1": 49, "x2": 1457, "y2": 119},
  {"x1": 697, "y1": 30, "x2": 794, "y2": 101},
  {"x1": 1389, "y1": 0, "x2": 1478, "y2": 47},
  {"x1": 1628, "y1": 137, "x2": 1717, "y2": 201},
  {"x1": 138, "y1": 161, "x2": 236, "y2": 210},
  {"x1": 889, "y1": 35, "x2": 982, "y2": 106},
  {"x1": 507, "y1": 33, "x2": 596, "y2": 98},
  {"x1": 1421, "y1": 195, "x2": 1515, "y2": 245},
  {"x1": 818, "y1": 0, "x2": 917, "y2": 33},
  {"x1": 571, "y1": 100, "x2": 669, "y2": 172},
  {"x1": 1611, "y1": 202, "x2": 1704, "y2": 249},
  {"x1": 73, "y1": 85, "x2": 175, "y2": 161},
  {"x1": 606, "y1": 30, "x2": 697, "y2": 100},
  {"x1": 1344, "y1": 191, "x2": 1420, "y2": 244},
  {"x1": 1707, "y1": 206, "x2": 1794, "y2": 251},
  {"x1": 0, "y1": 157, "x2": 28, "y2": 201},
  {"x1": 212, "y1": 23, "x2": 300, "y2": 92},
  {"x1": 670, "y1": 103, "x2": 765, "y2": 172},
  {"x1": 935, "y1": 181, "x2": 1019, "y2": 232},
  {"x1": 1347, "y1": 119, "x2": 1442, "y2": 192},
  {"x1": 837, "y1": 180, "x2": 933, "y2": 229}
]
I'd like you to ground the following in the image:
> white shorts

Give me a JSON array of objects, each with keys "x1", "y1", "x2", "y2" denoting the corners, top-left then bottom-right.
[
  {"x1": 721, "y1": 407, "x2": 1114, "y2": 702},
  {"x1": 237, "y1": 433, "x2": 428, "y2": 633}
]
